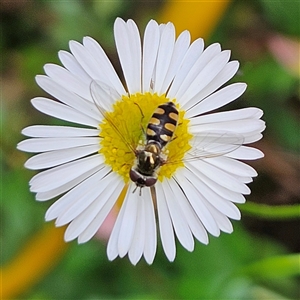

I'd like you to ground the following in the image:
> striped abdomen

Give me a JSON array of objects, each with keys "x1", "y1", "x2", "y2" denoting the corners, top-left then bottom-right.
[{"x1": 146, "y1": 102, "x2": 178, "y2": 148}]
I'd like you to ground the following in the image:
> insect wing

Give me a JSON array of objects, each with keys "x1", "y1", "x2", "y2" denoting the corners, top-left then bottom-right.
[
  {"x1": 185, "y1": 131, "x2": 244, "y2": 160},
  {"x1": 165, "y1": 131, "x2": 244, "y2": 166},
  {"x1": 90, "y1": 80, "x2": 137, "y2": 154},
  {"x1": 90, "y1": 80, "x2": 120, "y2": 112}
]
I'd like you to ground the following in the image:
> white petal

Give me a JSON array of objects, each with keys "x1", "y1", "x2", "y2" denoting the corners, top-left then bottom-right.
[
  {"x1": 128, "y1": 196, "x2": 146, "y2": 265},
  {"x1": 44, "y1": 63, "x2": 92, "y2": 101},
  {"x1": 83, "y1": 36, "x2": 126, "y2": 96},
  {"x1": 45, "y1": 165, "x2": 110, "y2": 221},
  {"x1": 69, "y1": 40, "x2": 116, "y2": 91},
  {"x1": 55, "y1": 175, "x2": 111, "y2": 227},
  {"x1": 174, "y1": 172, "x2": 220, "y2": 237},
  {"x1": 21, "y1": 125, "x2": 99, "y2": 138},
  {"x1": 243, "y1": 133, "x2": 264, "y2": 144},
  {"x1": 168, "y1": 178, "x2": 209, "y2": 244},
  {"x1": 58, "y1": 50, "x2": 91, "y2": 85},
  {"x1": 64, "y1": 175, "x2": 122, "y2": 241},
  {"x1": 190, "y1": 119, "x2": 265, "y2": 135},
  {"x1": 204, "y1": 156, "x2": 258, "y2": 177},
  {"x1": 163, "y1": 180, "x2": 194, "y2": 251},
  {"x1": 225, "y1": 146, "x2": 264, "y2": 160},
  {"x1": 174, "y1": 43, "x2": 222, "y2": 101},
  {"x1": 143, "y1": 188, "x2": 157, "y2": 264},
  {"x1": 179, "y1": 50, "x2": 231, "y2": 105},
  {"x1": 107, "y1": 184, "x2": 133, "y2": 261},
  {"x1": 190, "y1": 107, "x2": 264, "y2": 126},
  {"x1": 186, "y1": 160, "x2": 250, "y2": 194},
  {"x1": 203, "y1": 201, "x2": 234, "y2": 233},
  {"x1": 186, "y1": 83, "x2": 247, "y2": 118},
  {"x1": 183, "y1": 167, "x2": 241, "y2": 220},
  {"x1": 182, "y1": 60, "x2": 240, "y2": 109},
  {"x1": 160, "y1": 30, "x2": 191, "y2": 93},
  {"x1": 36, "y1": 166, "x2": 100, "y2": 201},
  {"x1": 142, "y1": 19, "x2": 160, "y2": 93},
  {"x1": 153, "y1": 22, "x2": 175, "y2": 94},
  {"x1": 36, "y1": 75, "x2": 100, "y2": 120},
  {"x1": 114, "y1": 18, "x2": 141, "y2": 94},
  {"x1": 24, "y1": 144, "x2": 99, "y2": 170},
  {"x1": 18, "y1": 136, "x2": 100, "y2": 153},
  {"x1": 117, "y1": 185, "x2": 139, "y2": 258},
  {"x1": 156, "y1": 183, "x2": 176, "y2": 262},
  {"x1": 235, "y1": 175, "x2": 253, "y2": 184},
  {"x1": 55, "y1": 183, "x2": 103, "y2": 227},
  {"x1": 30, "y1": 154, "x2": 104, "y2": 193},
  {"x1": 167, "y1": 38, "x2": 204, "y2": 99},
  {"x1": 77, "y1": 179, "x2": 124, "y2": 243},
  {"x1": 183, "y1": 164, "x2": 246, "y2": 204},
  {"x1": 31, "y1": 97, "x2": 99, "y2": 128}
]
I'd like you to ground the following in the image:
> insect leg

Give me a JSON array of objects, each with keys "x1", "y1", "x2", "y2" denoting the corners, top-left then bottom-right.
[{"x1": 133, "y1": 102, "x2": 146, "y2": 136}]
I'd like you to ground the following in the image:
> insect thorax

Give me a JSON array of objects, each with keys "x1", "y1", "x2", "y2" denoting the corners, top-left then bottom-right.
[{"x1": 137, "y1": 143, "x2": 161, "y2": 176}]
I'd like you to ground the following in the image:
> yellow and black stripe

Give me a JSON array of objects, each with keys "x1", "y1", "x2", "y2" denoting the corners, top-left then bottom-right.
[{"x1": 146, "y1": 102, "x2": 178, "y2": 148}]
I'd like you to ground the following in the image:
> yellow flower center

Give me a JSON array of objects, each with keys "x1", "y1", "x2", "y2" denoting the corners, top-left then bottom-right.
[{"x1": 99, "y1": 92, "x2": 192, "y2": 183}]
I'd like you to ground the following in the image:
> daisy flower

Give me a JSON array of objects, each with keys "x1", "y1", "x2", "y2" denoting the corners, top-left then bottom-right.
[{"x1": 17, "y1": 18, "x2": 265, "y2": 265}]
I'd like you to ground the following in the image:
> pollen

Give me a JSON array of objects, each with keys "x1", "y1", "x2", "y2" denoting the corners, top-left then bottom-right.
[{"x1": 99, "y1": 92, "x2": 192, "y2": 183}]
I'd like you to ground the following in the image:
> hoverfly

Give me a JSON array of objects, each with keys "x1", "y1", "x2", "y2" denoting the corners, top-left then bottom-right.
[
  {"x1": 129, "y1": 101, "x2": 178, "y2": 190},
  {"x1": 90, "y1": 81, "x2": 243, "y2": 195}
]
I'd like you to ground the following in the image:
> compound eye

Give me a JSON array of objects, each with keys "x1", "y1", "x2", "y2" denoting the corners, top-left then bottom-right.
[
  {"x1": 145, "y1": 177, "x2": 157, "y2": 187},
  {"x1": 129, "y1": 169, "x2": 139, "y2": 183}
]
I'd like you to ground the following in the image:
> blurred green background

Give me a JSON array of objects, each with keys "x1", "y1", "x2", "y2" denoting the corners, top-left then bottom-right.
[{"x1": 1, "y1": 0, "x2": 299, "y2": 299}]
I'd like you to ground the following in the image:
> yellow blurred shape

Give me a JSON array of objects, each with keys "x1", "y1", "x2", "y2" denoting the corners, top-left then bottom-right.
[
  {"x1": 1, "y1": 225, "x2": 68, "y2": 299},
  {"x1": 159, "y1": 1, "x2": 231, "y2": 40}
]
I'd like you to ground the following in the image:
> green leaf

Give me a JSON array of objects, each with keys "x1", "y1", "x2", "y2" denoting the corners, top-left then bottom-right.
[
  {"x1": 239, "y1": 202, "x2": 300, "y2": 219},
  {"x1": 240, "y1": 254, "x2": 300, "y2": 279}
]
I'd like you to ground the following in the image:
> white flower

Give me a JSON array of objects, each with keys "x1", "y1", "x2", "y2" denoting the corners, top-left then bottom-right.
[{"x1": 17, "y1": 18, "x2": 265, "y2": 265}]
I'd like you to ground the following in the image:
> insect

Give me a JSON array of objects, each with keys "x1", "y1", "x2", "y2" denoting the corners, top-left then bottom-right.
[
  {"x1": 129, "y1": 102, "x2": 178, "y2": 191},
  {"x1": 90, "y1": 81, "x2": 244, "y2": 195}
]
